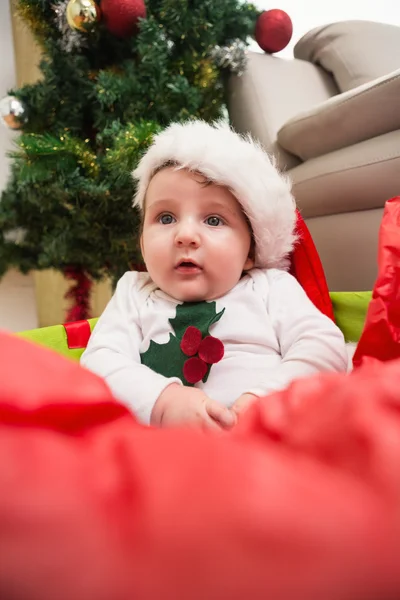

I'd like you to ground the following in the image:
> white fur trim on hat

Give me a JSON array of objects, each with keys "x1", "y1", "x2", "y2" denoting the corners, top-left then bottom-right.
[{"x1": 133, "y1": 120, "x2": 297, "y2": 269}]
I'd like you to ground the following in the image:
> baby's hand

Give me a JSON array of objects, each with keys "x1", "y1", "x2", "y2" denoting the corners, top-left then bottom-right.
[
  {"x1": 232, "y1": 393, "x2": 259, "y2": 417},
  {"x1": 151, "y1": 383, "x2": 236, "y2": 431}
]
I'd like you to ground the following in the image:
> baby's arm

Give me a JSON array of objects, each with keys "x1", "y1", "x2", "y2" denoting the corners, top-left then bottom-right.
[
  {"x1": 238, "y1": 269, "x2": 348, "y2": 403},
  {"x1": 81, "y1": 273, "x2": 185, "y2": 424}
]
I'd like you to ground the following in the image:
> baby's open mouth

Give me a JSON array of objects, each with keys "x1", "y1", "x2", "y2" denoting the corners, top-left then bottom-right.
[{"x1": 176, "y1": 260, "x2": 202, "y2": 271}]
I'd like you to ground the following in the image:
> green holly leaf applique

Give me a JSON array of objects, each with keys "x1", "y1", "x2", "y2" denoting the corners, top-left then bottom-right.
[{"x1": 140, "y1": 301, "x2": 225, "y2": 386}]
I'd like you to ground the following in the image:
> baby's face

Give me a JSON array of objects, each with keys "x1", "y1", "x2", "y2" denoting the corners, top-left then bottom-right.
[{"x1": 140, "y1": 167, "x2": 254, "y2": 302}]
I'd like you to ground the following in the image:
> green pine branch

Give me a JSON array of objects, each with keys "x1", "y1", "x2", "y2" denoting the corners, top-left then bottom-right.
[{"x1": 0, "y1": 0, "x2": 259, "y2": 286}]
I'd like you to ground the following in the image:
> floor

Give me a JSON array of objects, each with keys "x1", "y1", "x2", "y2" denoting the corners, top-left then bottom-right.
[{"x1": 0, "y1": 269, "x2": 38, "y2": 332}]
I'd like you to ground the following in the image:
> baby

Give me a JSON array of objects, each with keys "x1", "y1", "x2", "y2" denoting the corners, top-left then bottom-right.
[{"x1": 81, "y1": 120, "x2": 348, "y2": 429}]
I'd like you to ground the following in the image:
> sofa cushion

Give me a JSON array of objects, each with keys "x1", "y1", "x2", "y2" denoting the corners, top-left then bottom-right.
[
  {"x1": 277, "y1": 68, "x2": 400, "y2": 160},
  {"x1": 288, "y1": 129, "x2": 400, "y2": 219},
  {"x1": 305, "y1": 209, "x2": 382, "y2": 292},
  {"x1": 294, "y1": 20, "x2": 400, "y2": 92}
]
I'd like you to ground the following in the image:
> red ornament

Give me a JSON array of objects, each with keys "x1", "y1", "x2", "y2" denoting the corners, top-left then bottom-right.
[
  {"x1": 100, "y1": 0, "x2": 146, "y2": 38},
  {"x1": 183, "y1": 357, "x2": 208, "y2": 384},
  {"x1": 255, "y1": 9, "x2": 293, "y2": 54},
  {"x1": 180, "y1": 326, "x2": 202, "y2": 357},
  {"x1": 198, "y1": 336, "x2": 224, "y2": 364}
]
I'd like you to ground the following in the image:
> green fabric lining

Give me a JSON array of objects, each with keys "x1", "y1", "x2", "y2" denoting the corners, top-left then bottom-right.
[
  {"x1": 18, "y1": 318, "x2": 99, "y2": 361},
  {"x1": 330, "y1": 291, "x2": 372, "y2": 342}
]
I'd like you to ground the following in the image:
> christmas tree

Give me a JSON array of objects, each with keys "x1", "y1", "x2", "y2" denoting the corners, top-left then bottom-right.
[{"x1": 0, "y1": 0, "x2": 259, "y2": 321}]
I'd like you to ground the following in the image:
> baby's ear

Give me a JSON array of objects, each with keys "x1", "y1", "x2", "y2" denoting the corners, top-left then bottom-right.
[
  {"x1": 244, "y1": 256, "x2": 255, "y2": 271},
  {"x1": 139, "y1": 235, "x2": 145, "y2": 259},
  {"x1": 244, "y1": 236, "x2": 256, "y2": 271}
]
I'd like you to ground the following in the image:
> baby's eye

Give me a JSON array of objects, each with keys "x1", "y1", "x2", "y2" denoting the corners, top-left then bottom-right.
[
  {"x1": 159, "y1": 214, "x2": 175, "y2": 225},
  {"x1": 206, "y1": 216, "x2": 223, "y2": 227}
]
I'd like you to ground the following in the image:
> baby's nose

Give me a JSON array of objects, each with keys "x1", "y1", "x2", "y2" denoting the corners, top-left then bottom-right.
[{"x1": 175, "y1": 222, "x2": 201, "y2": 247}]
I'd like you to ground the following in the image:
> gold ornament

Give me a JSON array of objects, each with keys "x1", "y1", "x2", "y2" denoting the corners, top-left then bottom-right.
[
  {"x1": 194, "y1": 59, "x2": 219, "y2": 89},
  {"x1": 66, "y1": 0, "x2": 100, "y2": 32},
  {"x1": 0, "y1": 96, "x2": 26, "y2": 130}
]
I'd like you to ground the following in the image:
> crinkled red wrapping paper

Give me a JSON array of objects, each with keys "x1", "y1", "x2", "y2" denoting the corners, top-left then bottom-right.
[
  {"x1": 1, "y1": 331, "x2": 400, "y2": 600},
  {"x1": 353, "y1": 196, "x2": 400, "y2": 367}
]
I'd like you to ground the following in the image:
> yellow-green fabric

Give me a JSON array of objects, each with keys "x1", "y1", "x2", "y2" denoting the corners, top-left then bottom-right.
[
  {"x1": 18, "y1": 318, "x2": 99, "y2": 361},
  {"x1": 330, "y1": 291, "x2": 372, "y2": 342},
  {"x1": 17, "y1": 291, "x2": 372, "y2": 361}
]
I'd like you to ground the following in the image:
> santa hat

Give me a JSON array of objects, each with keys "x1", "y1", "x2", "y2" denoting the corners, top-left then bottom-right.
[{"x1": 133, "y1": 120, "x2": 296, "y2": 269}]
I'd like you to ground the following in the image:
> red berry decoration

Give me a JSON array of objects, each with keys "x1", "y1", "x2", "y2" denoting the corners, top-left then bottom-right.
[
  {"x1": 255, "y1": 9, "x2": 293, "y2": 54},
  {"x1": 183, "y1": 357, "x2": 208, "y2": 384},
  {"x1": 198, "y1": 336, "x2": 224, "y2": 364},
  {"x1": 180, "y1": 326, "x2": 202, "y2": 357},
  {"x1": 180, "y1": 325, "x2": 225, "y2": 384},
  {"x1": 100, "y1": 0, "x2": 146, "y2": 38}
]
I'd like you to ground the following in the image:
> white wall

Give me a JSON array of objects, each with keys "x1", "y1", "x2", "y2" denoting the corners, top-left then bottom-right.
[
  {"x1": 0, "y1": 2, "x2": 38, "y2": 333},
  {"x1": 0, "y1": 1, "x2": 17, "y2": 191},
  {"x1": 251, "y1": 0, "x2": 400, "y2": 56}
]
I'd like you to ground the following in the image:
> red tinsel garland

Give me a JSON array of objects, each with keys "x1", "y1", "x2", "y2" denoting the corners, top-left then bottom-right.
[{"x1": 64, "y1": 267, "x2": 93, "y2": 323}]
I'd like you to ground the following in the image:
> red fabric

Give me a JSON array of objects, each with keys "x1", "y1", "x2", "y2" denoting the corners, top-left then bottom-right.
[
  {"x1": 353, "y1": 196, "x2": 400, "y2": 367},
  {"x1": 63, "y1": 319, "x2": 92, "y2": 349},
  {"x1": 290, "y1": 210, "x2": 336, "y2": 322},
  {"x1": 198, "y1": 335, "x2": 224, "y2": 364},
  {"x1": 1, "y1": 331, "x2": 400, "y2": 600}
]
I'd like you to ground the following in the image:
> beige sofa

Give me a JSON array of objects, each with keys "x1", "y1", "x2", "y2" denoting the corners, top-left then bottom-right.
[{"x1": 228, "y1": 20, "x2": 400, "y2": 291}]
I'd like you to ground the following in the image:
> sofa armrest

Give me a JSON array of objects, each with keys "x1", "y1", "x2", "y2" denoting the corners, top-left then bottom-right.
[
  {"x1": 294, "y1": 20, "x2": 400, "y2": 92},
  {"x1": 227, "y1": 51, "x2": 339, "y2": 171},
  {"x1": 278, "y1": 68, "x2": 400, "y2": 161}
]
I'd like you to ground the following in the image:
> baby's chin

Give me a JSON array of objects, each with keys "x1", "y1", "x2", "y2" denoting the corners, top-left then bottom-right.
[
  {"x1": 167, "y1": 285, "x2": 234, "y2": 303},
  {"x1": 168, "y1": 290, "x2": 210, "y2": 303}
]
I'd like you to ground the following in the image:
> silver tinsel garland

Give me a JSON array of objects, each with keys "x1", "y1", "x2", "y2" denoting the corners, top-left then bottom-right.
[
  {"x1": 3, "y1": 228, "x2": 27, "y2": 245},
  {"x1": 52, "y1": 0, "x2": 87, "y2": 53},
  {"x1": 210, "y1": 39, "x2": 248, "y2": 76}
]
